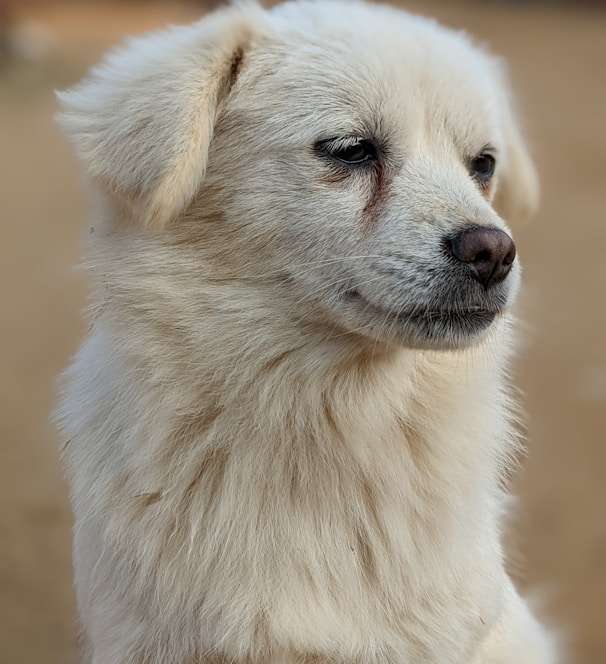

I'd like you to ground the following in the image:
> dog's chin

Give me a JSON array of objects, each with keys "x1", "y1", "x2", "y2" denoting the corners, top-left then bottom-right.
[{"x1": 338, "y1": 292, "x2": 503, "y2": 351}]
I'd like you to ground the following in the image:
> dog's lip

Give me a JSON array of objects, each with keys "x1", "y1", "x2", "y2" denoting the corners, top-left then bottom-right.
[
  {"x1": 344, "y1": 289, "x2": 502, "y2": 323},
  {"x1": 402, "y1": 307, "x2": 500, "y2": 322}
]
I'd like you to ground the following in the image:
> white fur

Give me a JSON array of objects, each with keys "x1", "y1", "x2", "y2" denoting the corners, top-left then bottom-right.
[{"x1": 56, "y1": 1, "x2": 555, "y2": 662}]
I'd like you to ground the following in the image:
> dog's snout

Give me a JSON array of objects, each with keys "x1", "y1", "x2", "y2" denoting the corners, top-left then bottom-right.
[{"x1": 448, "y1": 226, "x2": 516, "y2": 288}]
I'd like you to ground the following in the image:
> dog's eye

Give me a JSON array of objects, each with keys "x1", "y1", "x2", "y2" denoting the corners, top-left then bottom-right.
[
  {"x1": 470, "y1": 153, "x2": 496, "y2": 181},
  {"x1": 316, "y1": 137, "x2": 377, "y2": 166},
  {"x1": 332, "y1": 140, "x2": 376, "y2": 164}
]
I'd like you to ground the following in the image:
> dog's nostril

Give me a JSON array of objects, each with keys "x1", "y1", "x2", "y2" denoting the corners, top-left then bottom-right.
[
  {"x1": 502, "y1": 246, "x2": 516, "y2": 266},
  {"x1": 448, "y1": 226, "x2": 516, "y2": 288},
  {"x1": 474, "y1": 249, "x2": 492, "y2": 264}
]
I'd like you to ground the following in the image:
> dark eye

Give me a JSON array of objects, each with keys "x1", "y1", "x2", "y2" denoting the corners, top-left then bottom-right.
[
  {"x1": 470, "y1": 152, "x2": 496, "y2": 181},
  {"x1": 317, "y1": 138, "x2": 377, "y2": 166},
  {"x1": 333, "y1": 140, "x2": 376, "y2": 164}
]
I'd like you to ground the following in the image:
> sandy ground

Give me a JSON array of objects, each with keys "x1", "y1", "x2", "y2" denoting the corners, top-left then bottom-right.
[{"x1": 0, "y1": 1, "x2": 604, "y2": 662}]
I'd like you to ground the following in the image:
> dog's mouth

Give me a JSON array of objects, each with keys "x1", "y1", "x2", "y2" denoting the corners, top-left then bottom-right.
[
  {"x1": 400, "y1": 306, "x2": 497, "y2": 326},
  {"x1": 343, "y1": 288, "x2": 502, "y2": 348}
]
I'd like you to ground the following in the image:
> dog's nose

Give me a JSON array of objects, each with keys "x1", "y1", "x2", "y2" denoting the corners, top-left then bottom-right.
[{"x1": 448, "y1": 226, "x2": 516, "y2": 288}]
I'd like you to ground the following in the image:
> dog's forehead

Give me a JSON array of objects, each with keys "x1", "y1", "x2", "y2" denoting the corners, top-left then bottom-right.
[{"x1": 232, "y1": 2, "x2": 504, "y2": 152}]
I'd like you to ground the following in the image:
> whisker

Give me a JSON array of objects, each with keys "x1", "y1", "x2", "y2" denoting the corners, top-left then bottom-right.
[{"x1": 233, "y1": 255, "x2": 390, "y2": 280}]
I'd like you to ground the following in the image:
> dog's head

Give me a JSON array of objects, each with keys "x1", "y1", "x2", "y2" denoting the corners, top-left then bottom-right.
[{"x1": 58, "y1": 0, "x2": 538, "y2": 352}]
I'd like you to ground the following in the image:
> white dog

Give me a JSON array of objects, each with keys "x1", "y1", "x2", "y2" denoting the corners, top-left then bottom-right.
[{"x1": 56, "y1": 1, "x2": 556, "y2": 662}]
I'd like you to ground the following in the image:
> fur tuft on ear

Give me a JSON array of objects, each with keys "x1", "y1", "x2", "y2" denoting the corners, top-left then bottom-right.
[{"x1": 56, "y1": 5, "x2": 261, "y2": 228}]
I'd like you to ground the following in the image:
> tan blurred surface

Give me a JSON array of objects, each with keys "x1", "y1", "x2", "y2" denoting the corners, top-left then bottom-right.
[{"x1": 0, "y1": 2, "x2": 604, "y2": 662}]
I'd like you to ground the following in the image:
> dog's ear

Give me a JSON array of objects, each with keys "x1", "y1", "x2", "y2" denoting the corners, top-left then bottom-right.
[
  {"x1": 57, "y1": 5, "x2": 260, "y2": 228},
  {"x1": 490, "y1": 65, "x2": 539, "y2": 226},
  {"x1": 493, "y1": 123, "x2": 539, "y2": 226}
]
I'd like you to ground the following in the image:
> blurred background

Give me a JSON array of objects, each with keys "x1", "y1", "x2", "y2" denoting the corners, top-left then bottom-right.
[{"x1": 0, "y1": 1, "x2": 604, "y2": 662}]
